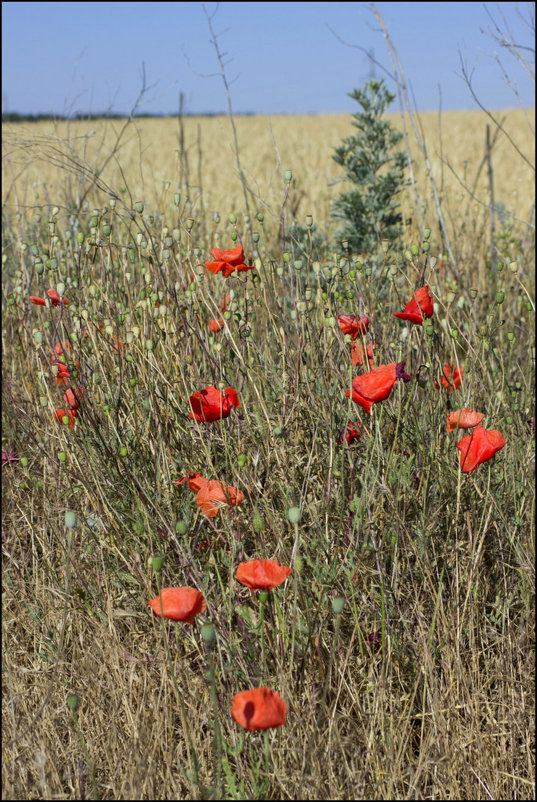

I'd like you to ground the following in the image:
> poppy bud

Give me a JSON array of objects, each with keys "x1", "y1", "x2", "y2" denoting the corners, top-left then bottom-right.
[
  {"x1": 201, "y1": 623, "x2": 216, "y2": 644},
  {"x1": 306, "y1": 214, "x2": 313, "y2": 227},
  {"x1": 495, "y1": 291, "x2": 505, "y2": 304},
  {"x1": 332, "y1": 597, "x2": 345, "y2": 615},
  {"x1": 65, "y1": 511, "x2": 77, "y2": 529},
  {"x1": 176, "y1": 520, "x2": 188, "y2": 535},
  {"x1": 135, "y1": 202, "x2": 144, "y2": 214},
  {"x1": 284, "y1": 170, "x2": 293, "y2": 183},
  {"x1": 287, "y1": 507, "x2": 301, "y2": 524},
  {"x1": 67, "y1": 694, "x2": 80, "y2": 712},
  {"x1": 151, "y1": 556, "x2": 164, "y2": 573}
]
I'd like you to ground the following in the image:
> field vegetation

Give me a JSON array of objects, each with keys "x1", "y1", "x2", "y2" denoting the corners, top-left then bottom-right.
[{"x1": 2, "y1": 12, "x2": 535, "y2": 800}]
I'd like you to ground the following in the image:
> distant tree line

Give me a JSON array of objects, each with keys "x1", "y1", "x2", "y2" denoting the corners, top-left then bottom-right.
[{"x1": 2, "y1": 110, "x2": 258, "y2": 122}]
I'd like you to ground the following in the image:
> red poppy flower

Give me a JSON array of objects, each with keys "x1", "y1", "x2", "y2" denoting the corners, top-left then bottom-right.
[
  {"x1": 456, "y1": 424, "x2": 506, "y2": 473},
  {"x1": 205, "y1": 245, "x2": 255, "y2": 278},
  {"x1": 51, "y1": 359, "x2": 80, "y2": 386},
  {"x1": 231, "y1": 687, "x2": 287, "y2": 731},
  {"x1": 393, "y1": 286, "x2": 433, "y2": 325},
  {"x1": 236, "y1": 559, "x2": 292, "y2": 591},
  {"x1": 30, "y1": 288, "x2": 69, "y2": 307},
  {"x1": 208, "y1": 318, "x2": 225, "y2": 333},
  {"x1": 148, "y1": 587, "x2": 206, "y2": 623},
  {"x1": 173, "y1": 472, "x2": 245, "y2": 517},
  {"x1": 189, "y1": 385, "x2": 240, "y2": 422},
  {"x1": 49, "y1": 341, "x2": 73, "y2": 359},
  {"x1": 350, "y1": 341, "x2": 376, "y2": 369},
  {"x1": 446, "y1": 408, "x2": 484, "y2": 433},
  {"x1": 346, "y1": 361, "x2": 411, "y2": 415},
  {"x1": 63, "y1": 387, "x2": 85, "y2": 409},
  {"x1": 435, "y1": 363, "x2": 463, "y2": 393},
  {"x1": 337, "y1": 420, "x2": 362, "y2": 445},
  {"x1": 55, "y1": 408, "x2": 77, "y2": 428},
  {"x1": 337, "y1": 315, "x2": 370, "y2": 340}
]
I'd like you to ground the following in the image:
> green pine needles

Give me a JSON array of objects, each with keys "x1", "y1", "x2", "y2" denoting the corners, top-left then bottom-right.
[{"x1": 332, "y1": 79, "x2": 408, "y2": 256}]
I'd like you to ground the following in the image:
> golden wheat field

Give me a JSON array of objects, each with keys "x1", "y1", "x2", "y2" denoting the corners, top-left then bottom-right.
[{"x1": 2, "y1": 109, "x2": 534, "y2": 234}]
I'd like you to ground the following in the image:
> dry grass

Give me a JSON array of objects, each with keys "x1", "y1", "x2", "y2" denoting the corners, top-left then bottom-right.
[{"x1": 2, "y1": 105, "x2": 535, "y2": 800}]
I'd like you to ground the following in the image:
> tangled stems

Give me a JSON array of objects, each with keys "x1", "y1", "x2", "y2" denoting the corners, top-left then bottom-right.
[
  {"x1": 152, "y1": 567, "x2": 201, "y2": 794},
  {"x1": 202, "y1": 624, "x2": 223, "y2": 799}
]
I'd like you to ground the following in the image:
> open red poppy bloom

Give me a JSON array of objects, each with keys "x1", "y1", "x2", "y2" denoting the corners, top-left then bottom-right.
[
  {"x1": 337, "y1": 420, "x2": 362, "y2": 445},
  {"x1": 63, "y1": 387, "x2": 85, "y2": 410},
  {"x1": 236, "y1": 559, "x2": 292, "y2": 591},
  {"x1": 55, "y1": 408, "x2": 77, "y2": 428},
  {"x1": 351, "y1": 341, "x2": 376, "y2": 368},
  {"x1": 205, "y1": 245, "x2": 255, "y2": 278},
  {"x1": 208, "y1": 318, "x2": 225, "y2": 333},
  {"x1": 173, "y1": 472, "x2": 245, "y2": 517},
  {"x1": 148, "y1": 587, "x2": 207, "y2": 623},
  {"x1": 393, "y1": 286, "x2": 433, "y2": 325},
  {"x1": 189, "y1": 385, "x2": 240, "y2": 422},
  {"x1": 435, "y1": 363, "x2": 463, "y2": 393},
  {"x1": 337, "y1": 315, "x2": 369, "y2": 340},
  {"x1": 231, "y1": 687, "x2": 287, "y2": 731},
  {"x1": 456, "y1": 424, "x2": 506, "y2": 473},
  {"x1": 346, "y1": 361, "x2": 410, "y2": 415},
  {"x1": 30, "y1": 288, "x2": 69, "y2": 307},
  {"x1": 446, "y1": 408, "x2": 484, "y2": 433}
]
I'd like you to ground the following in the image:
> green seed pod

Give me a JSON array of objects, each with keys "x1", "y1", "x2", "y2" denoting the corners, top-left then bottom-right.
[
  {"x1": 509, "y1": 261, "x2": 518, "y2": 273},
  {"x1": 325, "y1": 317, "x2": 336, "y2": 328},
  {"x1": 364, "y1": 267, "x2": 372, "y2": 277},
  {"x1": 332, "y1": 597, "x2": 345, "y2": 615},
  {"x1": 135, "y1": 201, "x2": 144, "y2": 214},
  {"x1": 469, "y1": 287, "x2": 478, "y2": 299},
  {"x1": 230, "y1": 231, "x2": 237, "y2": 241},
  {"x1": 256, "y1": 212, "x2": 264, "y2": 223},
  {"x1": 273, "y1": 426, "x2": 282, "y2": 437},
  {"x1": 237, "y1": 453, "x2": 247, "y2": 468},
  {"x1": 424, "y1": 228, "x2": 431, "y2": 240},
  {"x1": 67, "y1": 694, "x2": 80, "y2": 712},
  {"x1": 422, "y1": 242, "x2": 430, "y2": 253},
  {"x1": 425, "y1": 324, "x2": 434, "y2": 337},
  {"x1": 65, "y1": 511, "x2": 77, "y2": 530},
  {"x1": 201, "y1": 623, "x2": 216, "y2": 644},
  {"x1": 20, "y1": 457, "x2": 28, "y2": 468},
  {"x1": 306, "y1": 214, "x2": 313, "y2": 228},
  {"x1": 495, "y1": 291, "x2": 505, "y2": 304},
  {"x1": 410, "y1": 244, "x2": 419, "y2": 256},
  {"x1": 145, "y1": 339, "x2": 154, "y2": 351},
  {"x1": 287, "y1": 507, "x2": 301, "y2": 524},
  {"x1": 35, "y1": 261, "x2": 44, "y2": 275},
  {"x1": 119, "y1": 447, "x2": 128, "y2": 457},
  {"x1": 228, "y1": 213, "x2": 237, "y2": 224},
  {"x1": 283, "y1": 252, "x2": 290, "y2": 263},
  {"x1": 151, "y1": 556, "x2": 164, "y2": 573},
  {"x1": 252, "y1": 232, "x2": 259, "y2": 243},
  {"x1": 259, "y1": 590, "x2": 269, "y2": 604},
  {"x1": 176, "y1": 520, "x2": 188, "y2": 535},
  {"x1": 76, "y1": 232, "x2": 84, "y2": 244},
  {"x1": 59, "y1": 452, "x2": 67, "y2": 463},
  {"x1": 253, "y1": 513, "x2": 264, "y2": 533},
  {"x1": 284, "y1": 170, "x2": 293, "y2": 183},
  {"x1": 174, "y1": 193, "x2": 180, "y2": 206},
  {"x1": 33, "y1": 331, "x2": 42, "y2": 345}
]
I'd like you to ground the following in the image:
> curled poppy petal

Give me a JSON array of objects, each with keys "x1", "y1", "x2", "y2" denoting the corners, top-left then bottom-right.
[
  {"x1": 435, "y1": 364, "x2": 463, "y2": 393},
  {"x1": 55, "y1": 408, "x2": 77, "y2": 428},
  {"x1": 337, "y1": 420, "x2": 362, "y2": 445},
  {"x1": 446, "y1": 408, "x2": 484, "y2": 433},
  {"x1": 351, "y1": 341, "x2": 376, "y2": 368},
  {"x1": 63, "y1": 387, "x2": 85, "y2": 409},
  {"x1": 394, "y1": 286, "x2": 433, "y2": 325},
  {"x1": 148, "y1": 587, "x2": 206, "y2": 623},
  {"x1": 337, "y1": 315, "x2": 369, "y2": 340},
  {"x1": 456, "y1": 424, "x2": 505, "y2": 473},
  {"x1": 231, "y1": 687, "x2": 287, "y2": 731},
  {"x1": 236, "y1": 559, "x2": 292, "y2": 591},
  {"x1": 208, "y1": 318, "x2": 225, "y2": 333},
  {"x1": 346, "y1": 362, "x2": 408, "y2": 415},
  {"x1": 30, "y1": 295, "x2": 46, "y2": 306}
]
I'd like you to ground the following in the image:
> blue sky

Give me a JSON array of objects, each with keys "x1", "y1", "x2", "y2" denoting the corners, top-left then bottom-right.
[{"x1": 2, "y1": 2, "x2": 534, "y2": 115}]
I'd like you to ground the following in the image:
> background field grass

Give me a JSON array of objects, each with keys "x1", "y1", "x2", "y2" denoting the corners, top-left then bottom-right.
[{"x1": 2, "y1": 104, "x2": 535, "y2": 800}]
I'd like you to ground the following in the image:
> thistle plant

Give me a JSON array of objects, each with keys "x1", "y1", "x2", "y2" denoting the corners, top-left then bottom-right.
[{"x1": 331, "y1": 79, "x2": 408, "y2": 259}]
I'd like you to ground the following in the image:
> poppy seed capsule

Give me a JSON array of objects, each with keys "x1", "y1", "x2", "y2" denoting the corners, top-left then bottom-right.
[
  {"x1": 67, "y1": 694, "x2": 80, "y2": 712},
  {"x1": 287, "y1": 507, "x2": 301, "y2": 524},
  {"x1": 332, "y1": 597, "x2": 345, "y2": 615}
]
